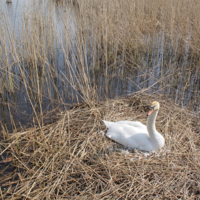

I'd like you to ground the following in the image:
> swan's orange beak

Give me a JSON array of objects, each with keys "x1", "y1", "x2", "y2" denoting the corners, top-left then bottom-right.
[{"x1": 147, "y1": 108, "x2": 153, "y2": 116}]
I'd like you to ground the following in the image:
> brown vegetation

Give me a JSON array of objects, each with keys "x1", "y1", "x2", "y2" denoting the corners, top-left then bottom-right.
[
  {"x1": 1, "y1": 0, "x2": 200, "y2": 199},
  {"x1": 1, "y1": 94, "x2": 200, "y2": 199}
]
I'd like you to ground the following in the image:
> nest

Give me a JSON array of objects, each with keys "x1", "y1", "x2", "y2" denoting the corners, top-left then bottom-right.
[{"x1": 1, "y1": 94, "x2": 200, "y2": 199}]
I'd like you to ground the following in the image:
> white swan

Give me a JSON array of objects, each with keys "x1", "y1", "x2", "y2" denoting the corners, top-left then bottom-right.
[{"x1": 103, "y1": 101, "x2": 165, "y2": 151}]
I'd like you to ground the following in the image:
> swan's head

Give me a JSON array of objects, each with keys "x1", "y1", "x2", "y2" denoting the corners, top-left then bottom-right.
[{"x1": 147, "y1": 101, "x2": 160, "y2": 116}]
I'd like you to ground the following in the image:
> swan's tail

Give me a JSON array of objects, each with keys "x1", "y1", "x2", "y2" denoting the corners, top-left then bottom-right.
[{"x1": 102, "y1": 120, "x2": 112, "y2": 128}]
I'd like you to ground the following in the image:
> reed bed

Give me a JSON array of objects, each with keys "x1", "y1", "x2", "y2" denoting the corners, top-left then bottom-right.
[
  {"x1": 1, "y1": 93, "x2": 200, "y2": 199},
  {"x1": 1, "y1": 0, "x2": 200, "y2": 198},
  {"x1": 0, "y1": 0, "x2": 200, "y2": 130}
]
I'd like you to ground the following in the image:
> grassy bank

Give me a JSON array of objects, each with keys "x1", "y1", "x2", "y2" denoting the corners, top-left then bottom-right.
[{"x1": 1, "y1": 94, "x2": 200, "y2": 199}]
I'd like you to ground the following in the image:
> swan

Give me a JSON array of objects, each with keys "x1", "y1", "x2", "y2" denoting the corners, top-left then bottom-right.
[{"x1": 103, "y1": 101, "x2": 165, "y2": 151}]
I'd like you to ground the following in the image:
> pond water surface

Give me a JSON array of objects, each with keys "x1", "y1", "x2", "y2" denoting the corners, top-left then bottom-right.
[{"x1": 0, "y1": 0, "x2": 199, "y2": 133}]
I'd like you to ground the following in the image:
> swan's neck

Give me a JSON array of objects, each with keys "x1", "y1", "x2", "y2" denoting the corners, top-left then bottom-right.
[
  {"x1": 147, "y1": 110, "x2": 164, "y2": 150},
  {"x1": 147, "y1": 110, "x2": 158, "y2": 136}
]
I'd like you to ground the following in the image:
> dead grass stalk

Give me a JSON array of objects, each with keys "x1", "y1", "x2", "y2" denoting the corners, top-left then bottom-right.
[{"x1": 1, "y1": 93, "x2": 200, "y2": 199}]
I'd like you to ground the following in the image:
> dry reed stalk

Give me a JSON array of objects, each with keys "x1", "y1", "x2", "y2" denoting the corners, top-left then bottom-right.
[
  {"x1": 1, "y1": 93, "x2": 200, "y2": 199},
  {"x1": 0, "y1": 0, "x2": 200, "y2": 123},
  {"x1": 0, "y1": 1, "x2": 200, "y2": 198}
]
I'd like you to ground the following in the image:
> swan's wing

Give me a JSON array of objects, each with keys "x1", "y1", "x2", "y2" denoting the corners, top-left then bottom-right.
[
  {"x1": 105, "y1": 123, "x2": 153, "y2": 151},
  {"x1": 115, "y1": 121, "x2": 146, "y2": 129}
]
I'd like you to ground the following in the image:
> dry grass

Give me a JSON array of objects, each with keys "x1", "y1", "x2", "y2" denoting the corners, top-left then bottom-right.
[
  {"x1": 1, "y1": 93, "x2": 200, "y2": 199},
  {"x1": 1, "y1": 0, "x2": 200, "y2": 198},
  {"x1": 0, "y1": 0, "x2": 200, "y2": 122}
]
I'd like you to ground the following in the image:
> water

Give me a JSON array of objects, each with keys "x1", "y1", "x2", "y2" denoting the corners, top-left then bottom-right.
[{"x1": 0, "y1": 0, "x2": 199, "y2": 133}]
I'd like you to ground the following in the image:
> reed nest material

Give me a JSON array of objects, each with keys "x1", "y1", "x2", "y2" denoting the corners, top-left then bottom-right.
[{"x1": 1, "y1": 94, "x2": 200, "y2": 199}]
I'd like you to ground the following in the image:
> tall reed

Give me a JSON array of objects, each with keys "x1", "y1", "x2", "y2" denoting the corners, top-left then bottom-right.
[{"x1": 0, "y1": 0, "x2": 200, "y2": 131}]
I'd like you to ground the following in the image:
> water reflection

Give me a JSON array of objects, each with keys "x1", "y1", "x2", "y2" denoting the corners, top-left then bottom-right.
[{"x1": 0, "y1": 0, "x2": 199, "y2": 132}]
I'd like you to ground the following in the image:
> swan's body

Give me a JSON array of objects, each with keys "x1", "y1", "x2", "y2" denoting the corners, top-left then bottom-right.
[{"x1": 103, "y1": 101, "x2": 165, "y2": 151}]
